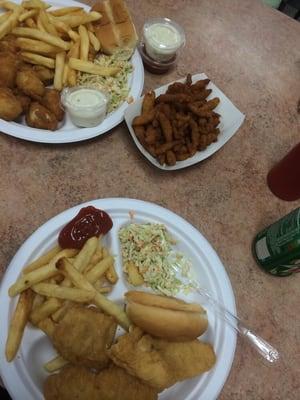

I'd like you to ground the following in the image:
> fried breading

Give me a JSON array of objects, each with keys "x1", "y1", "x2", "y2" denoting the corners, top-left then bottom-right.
[
  {"x1": 0, "y1": 52, "x2": 19, "y2": 88},
  {"x1": 108, "y1": 327, "x2": 216, "y2": 391},
  {"x1": 16, "y1": 70, "x2": 45, "y2": 100},
  {"x1": 41, "y1": 89, "x2": 64, "y2": 121},
  {"x1": 44, "y1": 365, "x2": 159, "y2": 400},
  {"x1": 0, "y1": 88, "x2": 23, "y2": 121},
  {"x1": 26, "y1": 102, "x2": 58, "y2": 130},
  {"x1": 52, "y1": 306, "x2": 117, "y2": 369}
]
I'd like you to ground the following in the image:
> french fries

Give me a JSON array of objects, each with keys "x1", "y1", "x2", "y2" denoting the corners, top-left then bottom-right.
[
  {"x1": 5, "y1": 289, "x2": 34, "y2": 361},
  {"x1": 57, "y1": 258, "x2": 130, "y2": 330},
  {"x1": 69, "y1": 57, "x2": 120, "y2": 76},
  {"x1": 16, "y1": 37, "x2": 60, "y2": 54},
  {"x1": 19, "y1": 9, "x2": 38, "y2": 22},
  {"x1": 0, "y1": 7, "x2": 21, "y2": 40},
  {"x1": 43, "y1": 355, "x2": 68, "y2": 372},
  {"x1": 55, "y1": 11, "x2": 101, "y2": 28},
  {"x1": 49, "y1": 7, "x2": 83, "y2": 17},
  {"x1": 32, "y1": 282, "x2": 95, "y2": 303},
  {"x1": 9, "y1": 263, "x2": 59, "y2": 296},
  {"x1": 23, "y1": 245, "x2": 61, "y2": 273},
  {"x1": 22, "y1": 0, "x2": 50, "y2": 10},
  {"x1": 88, "y1": 30, "x2": 100, "y2": 52},
  {"x1": 20, "y1": 50, "x2": 55, "y2": 67},
  {"x1": 78, "y1": 24, "x2": 89, "y2": 61},
  {"x1": 39, "y1": 9, "x2": 58, "y2": 36},
  {"x1": 53, "y1": 51, "x2": 65, "y2": 90},
  {"x1": 12, "y1": 27, "x2": 71, "y2": 50},
  {"x1": 29, "y1": 297, "x2": 61, "y2": 325}
]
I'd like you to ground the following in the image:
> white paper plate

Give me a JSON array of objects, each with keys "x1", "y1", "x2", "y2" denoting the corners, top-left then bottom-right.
[
  {"x1": 124, "y1": 73, "x2": 245, "y2": 170},
  {"x1": 0, "y1": 0, "x2": 144, "y2": 144},
  {"x1": 0, "y1": 198, "x2": 236, "y2": 400}
]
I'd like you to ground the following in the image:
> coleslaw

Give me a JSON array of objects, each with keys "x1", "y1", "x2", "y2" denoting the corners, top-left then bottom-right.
[
  {"x1": 77, "y1": 49, "x2": 133, "y2": 113},
  {"x1": 119, "y1": 223, "x2": 193, "y2": 296}
]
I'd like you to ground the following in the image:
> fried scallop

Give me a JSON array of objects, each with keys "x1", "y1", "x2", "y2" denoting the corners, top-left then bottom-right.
[
  {"x1": 0, "y1": 52, "x2": 19, "y2": 88},
  {"x1": 0, "y1": 88, "x2": 23, "y2": 121},
  {"x1": 26, "y1": 102, "x2": 58, "y2": 130},
  {"x1": 41, "y1": 89, "x2": 64, "y2": 121},
  {"x1": 16, "y1": 70, "x2": 45, "y2": 100}
]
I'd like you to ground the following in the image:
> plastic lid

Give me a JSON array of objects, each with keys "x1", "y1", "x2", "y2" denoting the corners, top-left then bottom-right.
[{"x1": 143, "y1": 18, "x2": 186, "y2": 51}]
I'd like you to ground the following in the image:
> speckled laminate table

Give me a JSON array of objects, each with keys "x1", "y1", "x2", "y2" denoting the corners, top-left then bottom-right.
[{"x1": 1, "y1": 0, "x2": 300, "y2": 398}]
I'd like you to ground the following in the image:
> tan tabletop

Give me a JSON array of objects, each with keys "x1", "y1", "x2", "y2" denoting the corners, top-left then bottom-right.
[{"x1": 1, "y1": 0, "x2": 300, "y2": 398}]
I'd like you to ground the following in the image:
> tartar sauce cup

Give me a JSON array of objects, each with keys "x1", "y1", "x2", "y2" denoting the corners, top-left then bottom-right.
[
  {"x1": 143, "y1": 18, "x2": 186, "y2": 63},
  {"x1": 61, "y1": 86, "x2": 109, "y2": 128}
]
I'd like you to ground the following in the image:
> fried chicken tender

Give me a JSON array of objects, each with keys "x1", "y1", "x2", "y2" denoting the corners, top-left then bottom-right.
[
  {"x1": 0, "y1": 52, "x2": 19, "y2": 88},
  {"x1": 44, "y1": 365, "x2": 159, "y2": 400},
  {"x1": 52, "y1": 306, "x2": 117, "y2": 369},
  {"x1": 108, "y1": 327, "x2": 216, "y2": 391},
  {"x1": 41, "y1": 89, "x2": 64, "y2": 121},
  {"x1": 16, "y1": 70, "x2": 45, "y2": 100},
  {"x1": 0, "y1": 88, "x2": 23, "y2": 121},
  {"x1": 26, "y1": 102, "x2": 58, "y2": 130}
]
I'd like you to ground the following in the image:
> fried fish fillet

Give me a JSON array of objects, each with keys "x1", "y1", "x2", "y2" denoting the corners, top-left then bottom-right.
[
  {"x1": 52, "y1": 306, "x2": 117, "y2": 369},
  {"x1": 44, "y1": 365, "x2": 158, "y2": 400},
  {"x1": 108, "y1": 327, "x2": 216, "y2": 391},
  {"x1": 0, "y1": 88, "x2": 23, "y2": 121}
]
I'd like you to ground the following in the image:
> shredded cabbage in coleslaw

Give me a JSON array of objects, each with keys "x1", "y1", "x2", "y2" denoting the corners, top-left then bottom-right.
[
  {"x1": 119, "y1": 223, "x2": 193, "y2": 296},
  {"x1": 77, "y1": 49, "x2": 133, "y2": 113}
]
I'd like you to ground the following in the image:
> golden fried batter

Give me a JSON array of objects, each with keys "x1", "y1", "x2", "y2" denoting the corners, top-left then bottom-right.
[
  {"x1": 26, "y1": 102, "x2": 58, "y2": 130},
  {"x1": 16, "y1": 70, "x2": 45, "y2": 100},
  {"x1": 0, "y1": 52, "x2": 19, "y2": 88},
  {"x1": 108, "y1": 327, "x2": 216, "y2": 391},
  {"x1": 44, "y1": 365, "x2": 158, "y2": 400},
  {"x1": 0, "y1": 88, "x2": 23, "y2": 121},
  {"x1": 41, "y1": 89, "x2": 64, "y2": 121},
  {"x1": 52, "y1": 306, "x2": 117, "y2": 369}
]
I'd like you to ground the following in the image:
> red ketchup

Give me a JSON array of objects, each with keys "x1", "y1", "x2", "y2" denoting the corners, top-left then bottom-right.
[{"x1": 58, "y1": 206, "x2": 113, "y2": 249}]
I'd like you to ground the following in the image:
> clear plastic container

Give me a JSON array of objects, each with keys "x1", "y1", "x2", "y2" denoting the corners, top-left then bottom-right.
[
  {"x1": 61, "y1": 86, "x2": 109, "y2": 128},
  {"x1": 143, "y1": 18, "x2": 186, "y2": 63}
]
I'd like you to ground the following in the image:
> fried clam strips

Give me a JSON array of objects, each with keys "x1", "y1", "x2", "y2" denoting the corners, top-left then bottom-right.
[
  {"x1": 44, "y1": 365, "x2": 159, "y2": 400},
  {"x1": 26, "y1": 102, "x2": 58, "y2": 130},
  {"x1": 0, "y1": 88, "x2": 23, "y2": 121},
  {"x1": 52, "y1": 305, "x2": 117, "y2": 369},
  {"x1": 108, "y1": 327, "x2": 216, "y2": 391}
]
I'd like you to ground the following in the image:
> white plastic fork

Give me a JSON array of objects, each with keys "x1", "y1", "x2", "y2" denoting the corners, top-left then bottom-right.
[{"x1": 173, "y1": 266, "x2": 280, "y2": 363}]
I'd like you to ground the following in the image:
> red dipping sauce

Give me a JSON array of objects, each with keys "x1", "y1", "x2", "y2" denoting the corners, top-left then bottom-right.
[
  {"x1": 267, "y1": 143, "x2": 300, "y2": 201},
  {"x1": 58, "y1": 206, "x2": 113, "y2": 249}
]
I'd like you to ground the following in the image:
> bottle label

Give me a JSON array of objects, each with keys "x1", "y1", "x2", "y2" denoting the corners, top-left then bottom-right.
[{"x1": 253, "y1": 208, "x2": 300, "y2": 276}]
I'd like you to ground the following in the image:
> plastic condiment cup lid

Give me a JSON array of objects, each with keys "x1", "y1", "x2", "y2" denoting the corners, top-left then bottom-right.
[
  {"x1": 143, "y1": 17, "x2": 186, "y2": 51},
  {"x1": 61, "y1": 86, "x2": 109, "y2": 111}
]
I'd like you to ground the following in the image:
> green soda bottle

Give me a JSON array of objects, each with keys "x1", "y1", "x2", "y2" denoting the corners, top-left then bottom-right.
[{"x1": 253, "y1": 207, "x2": 300, "y2": 276}]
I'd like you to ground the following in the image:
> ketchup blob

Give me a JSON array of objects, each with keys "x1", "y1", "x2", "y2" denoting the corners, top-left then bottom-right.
[{"x1": 58, "y1": 206, "x2": 113, "y2": 249}]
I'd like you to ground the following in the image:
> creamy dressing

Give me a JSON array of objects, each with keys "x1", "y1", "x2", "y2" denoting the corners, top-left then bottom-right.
[
  {"x1": 143, "y1": 19, "x2": 185, "y2": 62},
  {"x1": 61, "y1": 87, "x2": 108, "y2": 128},
  {"x1": 145, "y1": 23, "x2": 181, "y2": 49},
  {"x1": 68, "y1": 89, "x2": 106, "y2": 108}
]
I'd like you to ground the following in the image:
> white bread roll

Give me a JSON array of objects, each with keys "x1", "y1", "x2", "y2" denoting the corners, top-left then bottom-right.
[
  {"x1": 92, "y1": 0, "x2": 138, "y2": 55},
  {"x1": 125, "y1": 291, "x2": 208, "y2": 341}
]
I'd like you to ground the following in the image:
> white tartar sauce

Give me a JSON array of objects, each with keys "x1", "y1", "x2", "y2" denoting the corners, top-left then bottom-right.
[
  {"x1": 143, "y1": 19, "x2": 185, "y2": 62},
  {"x1": 62, "y1": 87, "x2": 108, "y2": 128}
]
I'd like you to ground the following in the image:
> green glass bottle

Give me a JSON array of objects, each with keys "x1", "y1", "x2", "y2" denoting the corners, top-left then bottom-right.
[{"x1": 253, "y1": 207, "x2": 300, "y2": 276}]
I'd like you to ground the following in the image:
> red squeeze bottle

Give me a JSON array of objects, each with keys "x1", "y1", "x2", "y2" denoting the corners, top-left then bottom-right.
[{"x1": 267, "y1": 142, "x2": 300, "y2": 201}]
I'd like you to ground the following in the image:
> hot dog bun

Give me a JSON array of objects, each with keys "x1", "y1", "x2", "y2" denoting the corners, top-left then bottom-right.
[
  {"x1": 125, "y1": 291, "x2": 208, "y2": 341},
  {"x1": 92, "y1": 0, "x2": 138, "y2": 55}
]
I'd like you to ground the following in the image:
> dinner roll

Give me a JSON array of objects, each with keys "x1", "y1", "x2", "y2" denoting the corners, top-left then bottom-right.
[{"x1": 125, "y1": 291, "x2": 208, "y2": 341}]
